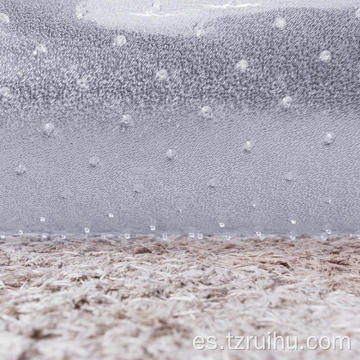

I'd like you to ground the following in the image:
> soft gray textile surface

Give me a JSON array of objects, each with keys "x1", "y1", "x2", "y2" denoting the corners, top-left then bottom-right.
[{"x1": 0, "y1": 1, "x2": 359, "y2": 236}]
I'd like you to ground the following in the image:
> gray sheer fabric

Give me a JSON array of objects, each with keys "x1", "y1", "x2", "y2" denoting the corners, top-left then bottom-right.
[{"x1": 0, "y1": 1, "x2": 359, "y2": 237}]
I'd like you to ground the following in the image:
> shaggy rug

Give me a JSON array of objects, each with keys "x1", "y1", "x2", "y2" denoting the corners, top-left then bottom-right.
[{"x1": 0, "y1": 235, "x2": 359, "y2": 359}]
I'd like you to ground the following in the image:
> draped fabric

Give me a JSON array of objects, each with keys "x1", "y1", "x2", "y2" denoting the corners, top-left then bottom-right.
[{"x1": 0, "y1": 1, "x2": 359, "y2": 237}]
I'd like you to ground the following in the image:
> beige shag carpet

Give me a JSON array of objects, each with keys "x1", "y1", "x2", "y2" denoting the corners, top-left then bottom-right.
[{"x1": 0, "y1": 236, "x2": 360, "y2": 360}]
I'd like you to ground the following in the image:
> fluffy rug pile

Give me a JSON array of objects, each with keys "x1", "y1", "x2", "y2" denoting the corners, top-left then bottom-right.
[{"x1": 0, "y1": 236, "x2": 359, "y2": 359}]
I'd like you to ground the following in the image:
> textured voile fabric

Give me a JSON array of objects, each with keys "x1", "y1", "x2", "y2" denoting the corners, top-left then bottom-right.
[{"x1": 0, "y1": 0, "x2": 359, "y2": 236}]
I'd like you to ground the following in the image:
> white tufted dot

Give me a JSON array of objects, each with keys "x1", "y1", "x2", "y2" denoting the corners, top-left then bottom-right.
[
  {"x1": 321, "y1": 227, "x2": 332, "y2": 241},
  {"x1": 155, "y1": 69, "x2": 169, "y2": 82},
  {"x1": 0, "y1": 13, "x2": 10, "y2": 24},
  {"x1": 284, "y1": 171, "x2": 294, "y2": 182},
  {"x1": 194, "y1": 23, "x2": 205, "y2": 37},
  {"x1": 218, "y1": 222, "x2": 225, "y2": 228},
  {"x1": 152, "y1": 0, "x2": 162, "y2": 12},
  {"x1": 33, "y1": 44, "x2": 48, "y2": 56},
  {"x1": 323, "y1": 132, "x2": 336, "y2": 145},
  {"x1": 133, "y1": 183, "x2": 145, "y2": 194},
  {"x1": 43, "y1": 123, "x2": 55, "y2": 137},
  {"x1": 40, "y1": 217, "x2": 46, "y2": 223},
  {"x1": 108, "y1": 213, "x2": 114, "y2": 218},
  {"x1": 119, "y1": 114, "x2": 134, "y2": 130},
  {"x1": 84, "y1": 227, "x2": 90, "y2": 234},
  {"x1": 250, "y1": 201, "x2": 257, "y2": 209},
  {"x1": 200, "y1": 106, "x2": 212, "y2": 119},
  {"x1": 235, "y1": 59, "x2": 249, "y2": 73},
  {"x1": 15, "y1": 164, "x2": 27, "y2": 176},
  {"x1": 319, "y1": 50, "x2": 331, "y2": 63},
  {"x1": 207, "y1": 178, "x2": 220, "y2": 188},
  {"x1": 273, "y1": 17, "x2": 286, "y2": 30},
  {"x1": 75, "y1": 1, "x2": 88, "y2": 20},
  {"x1": 150, "y1": 224, "x2": 156, "y2": 231},
  {"x1": 166, "y1": 149, "x2": 177, "y2": 160},
  {"x1": 243, "y1": 140, "x2": 254, "y2": 153},
  {"x1": 281, "y1": 96, "x2": 293, "y2": 109},
  {"x1": 0, "y1": 87, "x2": 12, "y2": 100},
  {"x1": 89, "y1": 156, "x2": 100, "y2": 167},
  {"x1": 114, "y1": 35, "x2": 127, "y2": 47}
]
